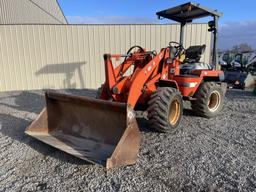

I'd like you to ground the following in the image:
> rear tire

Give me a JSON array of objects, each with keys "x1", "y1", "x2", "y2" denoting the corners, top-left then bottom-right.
[
  {"x1": 147, "y1": 87, "x2": 183, "y2": 133},
  {"x1": 191, "y1": 82, "x2": 224, "y2": 118}
]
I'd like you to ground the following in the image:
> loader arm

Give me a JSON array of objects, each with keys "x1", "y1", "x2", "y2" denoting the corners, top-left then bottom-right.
[
  {"x1": 127, "y1": 49, "x2": 167, "y2": 108},
  {"x1": 103, "y1": 51, "x2": 151, "y2": 97}
]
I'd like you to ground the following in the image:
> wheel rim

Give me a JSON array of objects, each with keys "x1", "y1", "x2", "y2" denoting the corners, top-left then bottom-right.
[
  {"x1": 169, "y1": 99, "x2": 181, "y2": 126},
  {"x1": 208, "y1": 90, "x2": 221, "y2": 112}
]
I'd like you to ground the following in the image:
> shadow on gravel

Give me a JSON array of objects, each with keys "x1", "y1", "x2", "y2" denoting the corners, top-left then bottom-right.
[
  {"x1": 0, "y1": 89, "x2": 98, "y2": 114},
  {"x1": 183, "y1": 109, "x2": 199, "y2": 117},
  {"x1": 0, "y1": 91, "x2": 45, "y2": 114}
]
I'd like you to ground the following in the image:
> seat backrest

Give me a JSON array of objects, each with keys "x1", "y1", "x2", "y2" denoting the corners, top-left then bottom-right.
[{"x1": 185, "y1": 45, "x2": 206, "y2": 63}]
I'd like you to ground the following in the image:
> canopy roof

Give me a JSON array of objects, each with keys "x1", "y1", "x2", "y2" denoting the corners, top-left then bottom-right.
[{"x1": 156, "y1": 2, "x2": 223, "y2": 23}]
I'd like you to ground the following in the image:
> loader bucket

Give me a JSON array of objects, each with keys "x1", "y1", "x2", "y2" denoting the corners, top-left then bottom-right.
[{"x1": 25, "y1": 91, "x2": 141, "y2": 169}]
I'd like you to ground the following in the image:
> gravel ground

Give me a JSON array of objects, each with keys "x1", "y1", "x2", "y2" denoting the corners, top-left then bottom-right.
[{"x1": 0, "y1": 89, "x2": 256, "y2": 192}]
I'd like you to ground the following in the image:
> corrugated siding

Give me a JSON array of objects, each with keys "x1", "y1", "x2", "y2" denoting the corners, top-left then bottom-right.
[
  {"x1": 0, "y1": 0, "x2": 67, "y2": 24},
  {"x1": 0, "y1": 24, "x2": 212, "y2": 92}
]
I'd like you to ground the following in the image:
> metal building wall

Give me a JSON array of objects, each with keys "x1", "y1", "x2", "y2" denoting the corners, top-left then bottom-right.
[
  {"x1": 0, "y1": 24, "x2": 212, "y2": 92},
  {"x1": 0, "y1": 0, "x2": 67, "y2": 24}
]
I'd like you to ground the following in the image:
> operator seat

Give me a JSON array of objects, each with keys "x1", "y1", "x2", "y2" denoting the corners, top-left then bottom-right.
[
  {"x1": 180, "y1": 44, "x2": 212, "y2": 74},
  {"x1": 184, "y1": 45, "x2": 206, "y2": 63}
]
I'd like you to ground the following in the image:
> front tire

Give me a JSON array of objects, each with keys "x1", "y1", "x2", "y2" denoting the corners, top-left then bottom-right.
[
  {"x1": 147, "y1": 87, "x2": 183, "y2": 133},
  {"x1": 191, "y1": 82, "x2": 224, "y2": 118}
]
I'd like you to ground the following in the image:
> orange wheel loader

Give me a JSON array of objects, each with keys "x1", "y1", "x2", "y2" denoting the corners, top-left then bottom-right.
[{"x1": 26, "y1": 2, "x2": 227, "y2": 169}]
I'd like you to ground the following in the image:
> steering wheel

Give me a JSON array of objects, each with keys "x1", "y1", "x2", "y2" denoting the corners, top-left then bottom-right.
[
  {"x1": 168, "y1": 41, "x2": 184, "y2": 58},
  {"x1": 118, "y1": 46, "x2": 146, "y2": 77}
]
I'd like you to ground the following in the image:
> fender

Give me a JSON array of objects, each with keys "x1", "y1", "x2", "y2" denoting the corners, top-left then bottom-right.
[{"x1": 158, "y1": 79, "x2": 179, "y2": 90}]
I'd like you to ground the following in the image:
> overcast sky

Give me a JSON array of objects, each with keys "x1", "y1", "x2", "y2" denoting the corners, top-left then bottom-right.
[{"x1": 59, "y1": 0, "x2": 256, "y2": 50}]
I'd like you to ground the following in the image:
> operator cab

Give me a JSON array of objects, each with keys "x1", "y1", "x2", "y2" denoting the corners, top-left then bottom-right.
[{"x1": 156, "y1": 2, "x2": 222, "y2": 74}]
